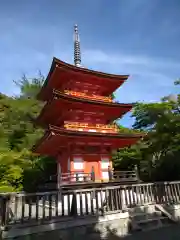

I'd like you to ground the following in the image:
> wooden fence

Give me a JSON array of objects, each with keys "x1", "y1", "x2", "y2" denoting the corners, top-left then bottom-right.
[
  {"x1": 48, "y1": 169, "x2": 139, "y2": 187},
  {"x1": 0, "y1": 181, "x2": 180, "y2": 228}
]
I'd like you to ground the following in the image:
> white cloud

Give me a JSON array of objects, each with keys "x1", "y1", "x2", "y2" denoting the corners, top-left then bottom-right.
[
  {"x1": 34, "y1": 47, "x2": 179, "y2": 104},
  {"x1": 1, "y1": 43, "x2": 179, "y2": 104},
  {"x1": 83, "y1": 49, "x2": 180, "y2": 75},
  {"x1": 79, "y1": 49, "x2": 179, "y2": 103}
]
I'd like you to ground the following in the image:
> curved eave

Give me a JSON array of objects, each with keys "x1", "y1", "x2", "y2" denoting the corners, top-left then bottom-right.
[
  {"x1": 32, "y1": 125, "x2": 145, "y2": 156},
  {"x1": 36, "y1": 90, "x2": 134, "y2": 126},
  {"x1": 49, "y1": 125, "x2": 145, "y2": 138},
  {"x1": 51, "y1": 57, "x2": 129, "y2": 82},
  {"x1": 37, "y1": 57, "x2": 129, "y2": 101}
]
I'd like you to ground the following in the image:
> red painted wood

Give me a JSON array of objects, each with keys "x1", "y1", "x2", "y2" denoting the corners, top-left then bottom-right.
[
  {"x1": 84, "y1": 155, "x2": 101, "y2": 180},
  {"x1": 38, "y1": 60, "x2": 128, "y2": 101},
  {"x1": 34, "y1": 57, "x2": 143, "y2": 184},
  {"x1": 37, "y1": 97, "x2": 132, "y2": 127}
]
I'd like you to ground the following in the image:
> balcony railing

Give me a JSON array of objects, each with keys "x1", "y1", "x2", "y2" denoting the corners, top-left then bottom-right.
[
  {"x1": 64, "y1": 90, "x2": 113, "y2": 103},
  {"x1": 64, "y1": 121, "x2": 119, "y2": 133},
  {"x1": 60, "y1": 172, "x2": 93, "y2": 183},
  {"x1": 47, "y1": 168, "x2": 139, "y2": 187}
]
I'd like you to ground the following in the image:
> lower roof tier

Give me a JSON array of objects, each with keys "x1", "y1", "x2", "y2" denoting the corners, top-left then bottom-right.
[
  {"x1": 33, "y1": 125, "x2": 144, "y2": 157},
  {"x1": 36, "y1": 91, "x2": 133, "y2": 126}
]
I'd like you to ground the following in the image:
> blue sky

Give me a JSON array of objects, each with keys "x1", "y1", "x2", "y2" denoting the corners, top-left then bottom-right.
[{"x1": 0, "y1": 0, "x2": 180, "y2": 127}]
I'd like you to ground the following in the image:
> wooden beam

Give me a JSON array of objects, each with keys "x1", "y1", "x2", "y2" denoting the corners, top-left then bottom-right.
[{"x1": 54, "y1": 109, "x2": 72, "y2": 126}]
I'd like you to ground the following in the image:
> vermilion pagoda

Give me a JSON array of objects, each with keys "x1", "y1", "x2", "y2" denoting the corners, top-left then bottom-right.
[{"x1": 33, "y1": 25, "x2": 143, "y2": 186}]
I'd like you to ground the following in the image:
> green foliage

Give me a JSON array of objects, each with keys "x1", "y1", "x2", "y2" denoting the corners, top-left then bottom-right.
[
  {"x1": 0, "y1": 150, "x2": 28, "y2": 192},
  {"x1": 114, "y1": 80, "x2": 180, "y2": 182},
  {"x1": 118, "y1": 124, "x2": 143, "y2": 134},
  {"x1": 14, "y1": 72, "x2": 44, "y2": 99},
  {"x1": 0, "y1": 74, "x2": 56, "y2": 192},
  {"x1": 132, "y1": 102, "x2": 173, "y2": 130},
  {"x1": 174, "y1": 78, "x2": 180, "y2": 85},
  {"x1": 111, "y1": 93, "x2": 115, "y2": 100}
]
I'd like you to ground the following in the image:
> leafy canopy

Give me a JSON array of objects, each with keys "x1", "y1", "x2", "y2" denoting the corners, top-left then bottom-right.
[
  {"x1": 114, "y1": 79, "x2": 180, "y2": 181},
  {"x1": 0, "y1": 74, "x2": 56, "y2": 192}
]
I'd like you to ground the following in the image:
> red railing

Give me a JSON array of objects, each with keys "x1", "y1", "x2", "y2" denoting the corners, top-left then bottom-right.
[
  {"x1": 49, "y1": 168, "x2": 139, "y2": 186},
  {"x1": 64, "y1": 90, "x2": 113, "y2": 103},
  {"x1": 64, "y1": 121, "x2": 119, "y2": 133}
]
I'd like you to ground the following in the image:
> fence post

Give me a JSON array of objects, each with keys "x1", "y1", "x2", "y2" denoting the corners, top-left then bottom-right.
[
  {"x1": 134, "y1": 165, "x2": 140, "y2": 182},
  {"x1": 83, "y1": 175, "x2": 87, "y2": 181},
  {"x1": 91, "y1": 166, "x2": 95, "y2": 182},
  {"x1": 75, "y1": 173, "x2": 79, "y2": 182},
  {"x1": 0, "y1": 194, "x2": 10, "y2": 237},
  {"x1": 70, "y1": 192, "x2": 78, "y2": 216},
  {"x1": 108, "y1": 166, "x2": 113, "y2": 181}
]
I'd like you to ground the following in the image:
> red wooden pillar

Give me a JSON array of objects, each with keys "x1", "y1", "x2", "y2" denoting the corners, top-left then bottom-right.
[{"x1": 56, "y1": 153, "x2": 61, "y2": 190}]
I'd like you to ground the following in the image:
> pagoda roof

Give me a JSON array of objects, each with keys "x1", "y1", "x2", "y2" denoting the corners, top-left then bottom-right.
[
  {"x1": 37, "y1": 58, "x2": 129, "y2": 101},
  {"x1": 33, "y1": 125, "x2": 144, "y2": 157},
  {"x1": 37, "y1": 90, "x2": 133, "y2": 126}
]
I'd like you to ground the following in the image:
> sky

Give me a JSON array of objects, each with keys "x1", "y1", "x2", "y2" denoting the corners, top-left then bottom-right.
[{"x1": 0, "y1": 0, "x2": 180, "y2": 127}]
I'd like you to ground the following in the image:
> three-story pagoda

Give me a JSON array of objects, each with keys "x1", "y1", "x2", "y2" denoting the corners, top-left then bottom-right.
[{"x1": 33, "y1": 25, "x2": 143, "y2": 186}]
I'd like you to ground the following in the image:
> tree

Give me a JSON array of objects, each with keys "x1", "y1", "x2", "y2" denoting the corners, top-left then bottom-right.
[
  {"x1": 0, "y1": 74, "x2": 56, "y2": 192},
  {"x1": 14, "y1": 72, "x2": 44, "y2": 99},
  {"x1": 113, "y1": 79, "x2": 180, "y2": 181}
]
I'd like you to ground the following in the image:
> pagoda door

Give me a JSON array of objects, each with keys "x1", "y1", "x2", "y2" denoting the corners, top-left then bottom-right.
[{"x1": 85, "y1": 155, "x2": 100, "y2": 181}]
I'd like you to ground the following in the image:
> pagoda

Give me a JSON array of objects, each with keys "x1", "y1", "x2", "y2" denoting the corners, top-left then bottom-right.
[{"x1": 33, "y1": 25, "x2": 143, "y2": 186}]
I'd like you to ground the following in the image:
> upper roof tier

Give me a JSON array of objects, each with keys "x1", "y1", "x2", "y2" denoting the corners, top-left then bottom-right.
[{"x1": 37, "y1": 57, "x2": 129, "y2": 101}]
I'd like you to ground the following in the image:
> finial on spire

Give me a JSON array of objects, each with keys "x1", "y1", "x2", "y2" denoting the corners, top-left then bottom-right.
[{"x1": 74, "y1": 24, "x2": 81, "y2": 67}]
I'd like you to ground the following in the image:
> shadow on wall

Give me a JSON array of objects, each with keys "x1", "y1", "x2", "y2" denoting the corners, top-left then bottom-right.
[
  {"x1": 90, "y1": 207, "x2": 177, "y2": 240},
  {"x1": 85, "y1": 205, "x2": 180, "y2": 240},
  {"x1": 97, "y1": 225, "x2": 180, "y2": 240},
  {"x1": 11, "y1": 207, "x2": 180, "y2": 240}
]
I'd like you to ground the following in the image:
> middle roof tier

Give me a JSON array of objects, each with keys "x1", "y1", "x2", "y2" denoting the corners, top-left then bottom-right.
[{"x1": 36, "y1": 90, "x2": 133, "y2": 127}]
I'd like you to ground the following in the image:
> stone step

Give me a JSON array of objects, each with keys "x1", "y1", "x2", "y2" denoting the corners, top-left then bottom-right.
[
  {"x1": 129, "y1": 211, "x2": 162, "y2": 221},
  {"x1": 155, "y1": 204, "x2": 177, "y2": 222},
  {"x1": 130, "y1": 216, "x2": 171, "y2": 232},
  {"x1": 138, "y1": 217, "x2": 171, "y2": 232},
  {"x1": 137, "y1": 216, "x2": 167, "y2": 224},
  {"x1": 128, "y1": 205, "x2": 156, "y2": 215}
]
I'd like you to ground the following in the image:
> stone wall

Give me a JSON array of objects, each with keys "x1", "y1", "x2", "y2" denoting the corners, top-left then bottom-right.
[
  {"x1": 164, "y1": 204, "x2": 180, "y2": 221},
  {"x1": 2, "y1": 212, "x2": 130, "y2": 239},
  {"x1": 3, "y1": 205, "x2": 180, "y2": 240},
  {"x1": 4, "y1": 221, "x2": 180, "y2": 240}
]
